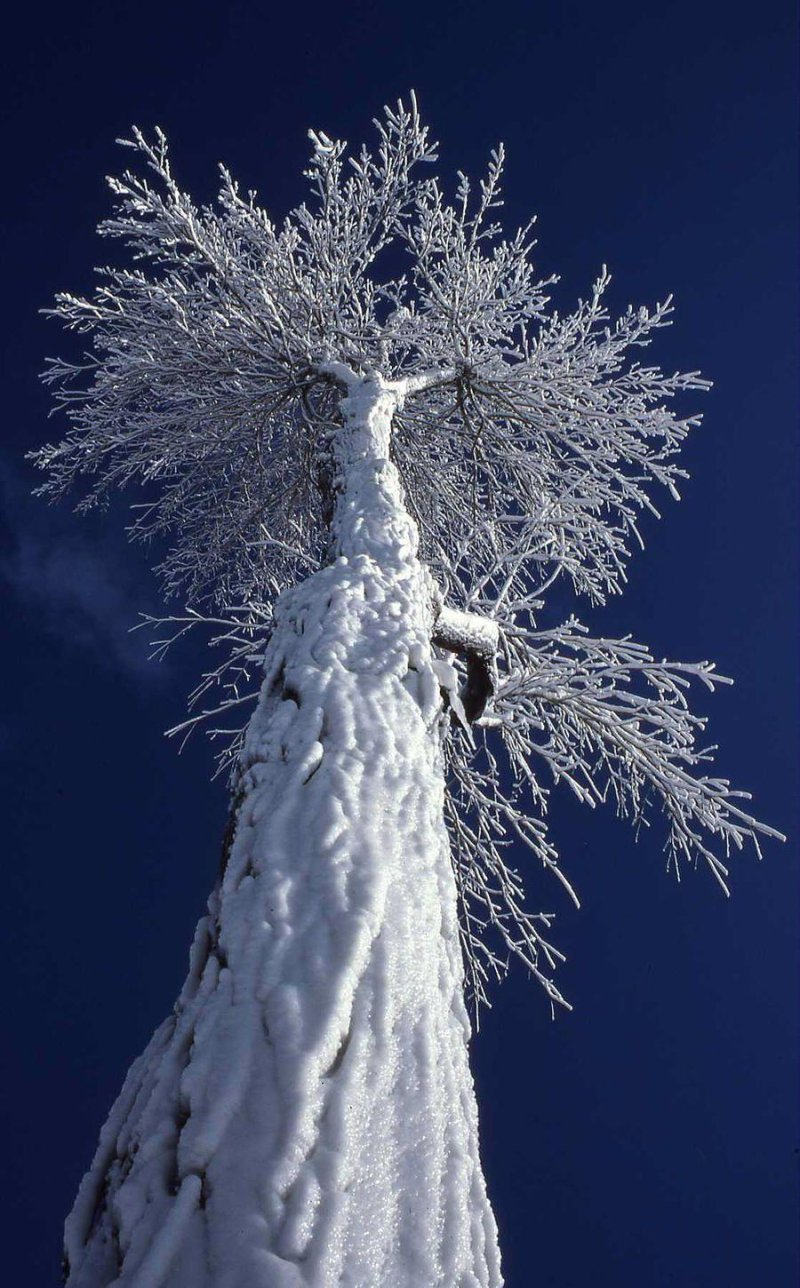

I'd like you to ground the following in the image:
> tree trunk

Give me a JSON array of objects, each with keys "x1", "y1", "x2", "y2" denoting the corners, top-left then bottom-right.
[{"x1": 64, "y1": 375, "x2": 502, "y2": 1288}]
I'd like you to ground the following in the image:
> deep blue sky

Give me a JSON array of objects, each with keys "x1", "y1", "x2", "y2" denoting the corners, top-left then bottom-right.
[{"x1": 2, "y1": 2, "x2": 797, "y2": 1284}]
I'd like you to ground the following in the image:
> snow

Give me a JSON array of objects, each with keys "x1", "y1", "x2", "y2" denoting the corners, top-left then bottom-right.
[
  {"x1": 64, "y1": 376, "x2": 502, "y2": 1287},
  {"x1": 46, "y1": 109, "x2": 780, "y2": 1285},
  {"x1": 433, "y1": 608, "x2": 499, "y2": 660}
]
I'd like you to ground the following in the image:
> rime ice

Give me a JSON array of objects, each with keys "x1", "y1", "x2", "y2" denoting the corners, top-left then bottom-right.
[
  {"x1": 63, "y1": 374, "x2": 502, "y2": 1286},
  {"x1": 37, "y1": 98, "x2": 779, "y2": 1287}
]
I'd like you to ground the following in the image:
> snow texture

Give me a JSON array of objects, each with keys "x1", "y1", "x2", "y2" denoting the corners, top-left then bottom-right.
[
  {"x1": 43, "y1": 107, "x2": 780, "y2": 1283},
  {"x1": 433, "y1": 609, "x2": 499, "y2": 661},
  {"x1": 64, "y1": 377, "x2": 502, "y2": 1287},
  {"x1": 36, "y1": 107, "x2": 774, "y2": 985}
]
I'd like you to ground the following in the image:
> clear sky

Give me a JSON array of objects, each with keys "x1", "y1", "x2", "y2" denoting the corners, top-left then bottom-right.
[{"x1": 2, "y1": 2, "x2": 797, "y2": 1284}]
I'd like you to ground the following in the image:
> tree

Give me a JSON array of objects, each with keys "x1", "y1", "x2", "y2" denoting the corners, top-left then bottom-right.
[{"x1": 35, "y1": 97, "x2": 779, "y2": 1287}]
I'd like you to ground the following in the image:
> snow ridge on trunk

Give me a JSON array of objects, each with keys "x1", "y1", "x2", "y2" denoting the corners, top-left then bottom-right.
[{"x1": 64, "y1": 375, "x2": 502, "y2": 1287}]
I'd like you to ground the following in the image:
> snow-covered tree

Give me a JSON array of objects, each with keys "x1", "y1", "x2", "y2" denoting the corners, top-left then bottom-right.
[{"x1": 35, "y1": 97, "x2": 779, "y2": 1287}]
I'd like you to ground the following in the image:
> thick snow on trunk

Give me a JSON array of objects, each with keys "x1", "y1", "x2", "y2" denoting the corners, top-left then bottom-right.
[{"x1": 64, "y1": 376, "x2": 502, "y2": 1287}]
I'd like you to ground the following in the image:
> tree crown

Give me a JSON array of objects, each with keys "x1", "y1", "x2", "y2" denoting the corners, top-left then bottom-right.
[
  {"x1": 35, "y1": 98, "x2": 780, "y2": 1009},
  {"x1": 38, "y1": 96, "x2": 703, "y2": 614}
]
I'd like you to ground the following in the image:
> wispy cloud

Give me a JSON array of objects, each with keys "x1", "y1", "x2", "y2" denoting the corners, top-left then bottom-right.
[{"x1": 0, "y1": 459, "x2": 166, "y2": 680}]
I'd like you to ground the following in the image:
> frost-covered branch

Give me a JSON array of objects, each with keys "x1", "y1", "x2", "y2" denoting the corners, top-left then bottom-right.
[
  {"x1": 441, "y1": 618, "x2": 783, "y2": 1008},
  {"x1": 35, "y1": 98, "x2": 779, "y2": 1009},
  {"x1": 433, "y1": 605, "x2": 499, "y2": 723},
  {"x1": 141, "y1": 605, "x2": 272, "y2": 770},
  {"x1": 34, "y1": 99, "x2": 706, "y2": 616},
  {"x1": 494, "y1": 621, "x2": 779, "y2": 890}
]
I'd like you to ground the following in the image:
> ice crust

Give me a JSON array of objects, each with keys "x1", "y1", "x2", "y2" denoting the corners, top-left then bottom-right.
[{"x1": 64, "y1": 377, "x2": 502, "y2": 1287}]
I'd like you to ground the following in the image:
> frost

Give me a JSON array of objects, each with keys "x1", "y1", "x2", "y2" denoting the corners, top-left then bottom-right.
[
  {"x1": 61, "y1": 378, "x2": 502, "y2": 1286},
  {"x1": 37, "y1": 98, "x2": 780, "y2": 1286}
]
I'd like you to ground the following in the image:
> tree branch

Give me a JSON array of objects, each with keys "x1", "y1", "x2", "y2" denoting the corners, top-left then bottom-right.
[{"x1": 433, "y1": 605, "x2": 499, "y2": 722}]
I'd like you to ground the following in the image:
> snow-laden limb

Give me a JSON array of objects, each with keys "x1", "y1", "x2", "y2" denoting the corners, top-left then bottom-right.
[{"x1": 433, "y1": 605, "x2": 499, "y2": 725}]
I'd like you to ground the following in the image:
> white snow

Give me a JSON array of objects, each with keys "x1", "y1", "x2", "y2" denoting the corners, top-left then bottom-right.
[
  {"x1": 434, "y1": 607, "x2": 500, "y2": 660},
  {"x1": 64, "y1": 376, "x2": 502, "y2": 1287},
  {"x1": 46, "y1": 107, "x2": 778, "y2": 1287}
]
